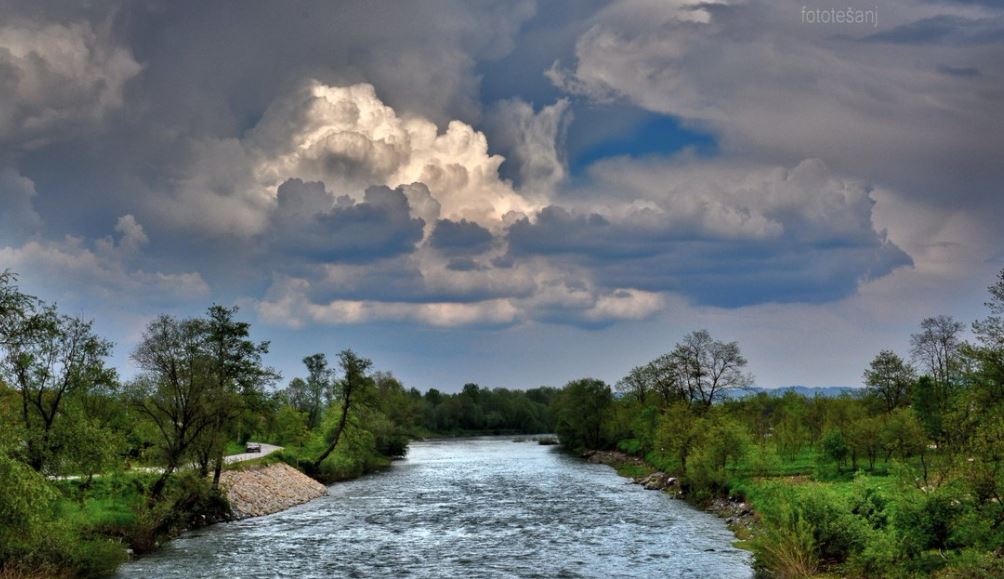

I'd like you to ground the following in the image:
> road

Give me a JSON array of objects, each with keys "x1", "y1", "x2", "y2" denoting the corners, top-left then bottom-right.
[
  {"x1": 223, "y1": 442, "x2": 283, "y2": 464},
  {"x1": 51, "y1": 442, "x2": 284, "y2": 480}
]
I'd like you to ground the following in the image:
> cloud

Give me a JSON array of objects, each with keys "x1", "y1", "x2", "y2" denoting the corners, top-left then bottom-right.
[
  {"x1": 508, "y1": 158, "x2": 911, "y2": 307},
  {"x1": 0, "y1": 16, "x2": 141, "y2": 147},
  {"x1": 485, "y1": 98, "x2": 571, "y2": 198},
  {"x1": 0, "y1": 166, "x2": 42, "y2": 241},
  {"x1": 0, "y1": 215, "x2": 208, "y2": 306},
  {"x1": 548, "y1": 0, "x2": 1004, "y2": 214},
  {"x1": 269, "y1": 179, "x2": 425, "y2": 263},
  {"x1": 429, "y1": 218, "x2": 495, "y2": 255},
  {"x1": 157, "y1": 81, "x2": 539, "y2": 237},
  {"x1": 255, "y1": 273, "x2": 663, "y2": 328},
  {"x1": 257, "y1": 277, "x2": 522, "y2": 328}
]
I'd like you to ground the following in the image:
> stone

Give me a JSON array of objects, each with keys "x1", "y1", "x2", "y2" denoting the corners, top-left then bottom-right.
[{"x1": 220, "y1": 462, "x2": 328, "y2": 520}]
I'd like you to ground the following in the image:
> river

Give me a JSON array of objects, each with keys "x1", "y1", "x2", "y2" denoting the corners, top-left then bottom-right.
[{"x1": 116, "y1": 437, "x2": 753, "y2": 578}]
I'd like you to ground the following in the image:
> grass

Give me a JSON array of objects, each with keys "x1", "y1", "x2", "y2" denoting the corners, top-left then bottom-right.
[{"x1": 615, "y1": 462, "x2": 656, "y2": 479}]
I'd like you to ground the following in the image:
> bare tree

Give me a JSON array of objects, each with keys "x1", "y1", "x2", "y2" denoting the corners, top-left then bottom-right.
[
  {"x1": 671, "y1": 330, "x2": 753, "y2": 408},
  {"x1": 910, "y1": 315, "x2": 966, "y2": 388}
]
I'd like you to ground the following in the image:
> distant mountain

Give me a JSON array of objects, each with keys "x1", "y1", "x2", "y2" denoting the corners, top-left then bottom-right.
[
  {"x1": 764, "y1": 385, "x2": 859, "y2": 398},
  {"x1": 723, "y1": 385, "x2": 858, "y2": 399}
]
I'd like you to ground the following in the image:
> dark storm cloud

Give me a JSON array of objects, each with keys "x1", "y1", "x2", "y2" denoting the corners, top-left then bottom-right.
[
  {"x1": 429, "y1": 219, "x2": 494, "y2": 255},
  {"x1": 587, "y1": 240, "x2": 911, "y2": 308},
  {"x1": 270, "y1": 180, "x2": 424, "y2": 263},
  {"x1": 506, "y1": 158, "x2": 914, "y2": 308},
  {"x1": 509, "y1": 206, "x2": 911, "y2": 306},
  {"x1": 508, "y1": 206, "x2": 664, "y2": 259}
]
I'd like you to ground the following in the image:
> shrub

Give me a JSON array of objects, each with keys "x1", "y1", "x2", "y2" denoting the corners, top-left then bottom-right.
[{"x1": 751, "y1": 501, "x2": 818, "y2": 578}]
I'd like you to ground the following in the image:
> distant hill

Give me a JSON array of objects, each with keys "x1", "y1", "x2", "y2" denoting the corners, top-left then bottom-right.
[{"x1": 723, "y1": 385, "x2": 858, "y2": 399}]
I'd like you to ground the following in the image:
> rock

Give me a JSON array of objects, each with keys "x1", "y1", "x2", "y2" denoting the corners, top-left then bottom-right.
[
  {"x1": 220, "y1": 462, "x2": 328, "y2": 520},
  {"x1": 583, "y1": 450, "x2": 645, "y2": 466},
  {"x1": 636, "y1": 471, "x2": 677, "y2": 490}
]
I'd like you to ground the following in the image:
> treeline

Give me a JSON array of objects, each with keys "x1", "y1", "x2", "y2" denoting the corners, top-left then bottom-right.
[
  {"x1": 548, "y1": 267, "x2": 1004, "y2": 577},
  {"x1": 419, "y1": 383, "x2": 558, "y2": 435}
]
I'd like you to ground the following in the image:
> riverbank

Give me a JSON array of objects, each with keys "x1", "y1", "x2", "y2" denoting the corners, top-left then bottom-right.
[
  {"x1": 582, "y1": 450, "x2": 758, "y2": 541},
  {"x1": 220, "y1": 462, "x2": 327, "y2": 519}
]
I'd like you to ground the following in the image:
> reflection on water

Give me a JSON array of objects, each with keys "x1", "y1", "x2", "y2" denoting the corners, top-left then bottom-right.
[{"x1": 116, "y1": 437, "x2": 752, "y2": 578}]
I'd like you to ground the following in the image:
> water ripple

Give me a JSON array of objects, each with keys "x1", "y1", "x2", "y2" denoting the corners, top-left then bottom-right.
[{"x1": 117, "y1": 437, "x2": 753, "y2": 578}]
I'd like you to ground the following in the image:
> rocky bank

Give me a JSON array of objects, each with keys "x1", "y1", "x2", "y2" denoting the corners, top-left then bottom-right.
[
  {"x1": 220, "y1": 462, "x2": 328, "y2": 520},
  {"x1": 582, "y1": 449, "x2": 757, "y2": 532}
]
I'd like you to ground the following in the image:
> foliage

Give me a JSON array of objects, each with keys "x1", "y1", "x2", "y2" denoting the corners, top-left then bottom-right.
[{"x1": 552, "y1": 378, "x2": 613, "y2": 451}]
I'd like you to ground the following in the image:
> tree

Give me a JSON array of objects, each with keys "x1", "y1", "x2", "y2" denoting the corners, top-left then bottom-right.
[
  {"x1": 300, "y1": 353, "x2": 334, "y2": 429},
  {"x1": 312, "y1": 349, "x2": 373, "y2": 470},
  {"x1": 846, "y1": 416, "x2": 884, "y2": 471},
  {"x1": 671, "y1": 330, "x2": 753, "y2": 408},
  {"x1": 195, "y1": 305, "x2": 278, "y2": 488},
  {"x1": 880, "y1": 408, "x2": 927, "y2": 462},
  {"x1": 820, "y1": 429, "x2": 850, "y2": 471},
  {"x1": 131, "y1": 315, "x2": 216, "y2": 498},
  {"x1": 0, "y1": 271, "x2": 38, "y2": 349},
  {"x1": 912, "y1": 376, "x2": 943, "y2": 443},
  {"x1": 281, "y1": 355, "x2": 332, "y2": 430},
  {"x1": 969, "y1": 268, "x2": 1004, "y2": 401},
  {"x1": 553, "y1": 378, "x2": 612, "y2": 451},
  {"x1": 616, "y1": 365, "x2": 652, "y2": 405},
  {"x1": 911, "y1": 315, "x2": 965, "y2": 389},
  {"x1": 0, "y1": 303, "x2": 115, "y2": 472},
  {"x1": 776, "y1": 412, "x2": 810, "y2": 461},
  {"x1": 864, "y1": 350, "x2": 916, "y2": 412}
]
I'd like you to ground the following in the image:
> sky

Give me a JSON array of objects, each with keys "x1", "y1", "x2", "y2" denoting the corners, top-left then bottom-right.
[{"x1": 1, "y1": 0, "x2": 1002, "y2": 392}]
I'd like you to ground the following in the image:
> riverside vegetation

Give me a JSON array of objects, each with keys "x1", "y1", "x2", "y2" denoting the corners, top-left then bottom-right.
[
  {"x1": 551, "y1": 268, "x2": 1004, "y2": 578},
  {"x1": 3, "y1": 267, "x2": 1004, "y2": 577}
]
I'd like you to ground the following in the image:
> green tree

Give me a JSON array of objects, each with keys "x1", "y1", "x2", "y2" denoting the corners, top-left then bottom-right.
[
  {"x1": 654, "y1": 401, "x2": 701, "y2": 471},
  {"x1": 846, "y1": 415, "x2": 884, "y2": 471},
  {"x1": 200, "y1": 305, "x2": 278, "y2": 488},
  {"x1": 300, "y1": 353, "x2": 334, "y2": 429},
  {"x1": 820, "y1": 429, "x2": 850, "y2": 472},
  {"x1": 864, "y1": 350, "x2": 916, "y2": 412},
  {"x1": 1, "y1": 302, "x2": 115, "y2": 472},
  {"x1": 131, "y1": 315, "x2": 216, "y2": 498},
  {"x1": 553, "y1": 378, "x2": 612, "y2": 451},
  {"x1": 313, "y1": 349, "x2": 373, "y2": 470},
  {"x1": 912, "y1": 376, "x2": 943, "y2": 442}
]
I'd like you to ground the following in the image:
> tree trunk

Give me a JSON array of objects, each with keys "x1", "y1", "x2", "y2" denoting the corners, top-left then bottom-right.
[
  {"x1": 313, "y1": 399, "x2": 352, "y2": 470},
  {"x1": 212, "y1": 452, "x2": 224, "y2": 488},
  {"x1": 149, "y1": 466, "x2": 174, "y2": 501}
]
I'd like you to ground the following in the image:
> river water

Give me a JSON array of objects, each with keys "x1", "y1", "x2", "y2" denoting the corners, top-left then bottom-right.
[{"x1": 116, "y1": 437, "x2": 752, "y2": 578}]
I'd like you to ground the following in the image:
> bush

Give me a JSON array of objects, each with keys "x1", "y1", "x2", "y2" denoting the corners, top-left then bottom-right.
[
  {"x1": 751, "y1": 501, "x2": 818, "y2": 578},
  {"x1": 935, "y1": 549, "x2": 1004, "y2": 578},
  {"x1": 0, "y1": 453, "x2": 128, "y2": 577},
  {"x1": 617, "y1": 438, "x2": 643, "y2": 455}
]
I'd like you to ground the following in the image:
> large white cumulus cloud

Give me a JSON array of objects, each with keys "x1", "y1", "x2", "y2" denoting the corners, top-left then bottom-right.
[{"x1": 162, "y1": 81, "x2": 540, "y2": 237}]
